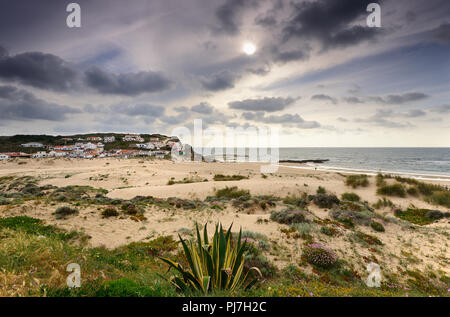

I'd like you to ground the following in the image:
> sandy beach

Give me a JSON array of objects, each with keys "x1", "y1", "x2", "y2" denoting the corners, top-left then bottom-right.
[{"x1": 0, "y1": 157, "x2": 448, "y2": 282}]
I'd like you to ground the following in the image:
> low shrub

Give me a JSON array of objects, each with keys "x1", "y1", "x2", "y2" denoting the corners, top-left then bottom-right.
[
  {"x1": 102, "y1": 207, "x2": 119, "y2": 218},
  {"x1": 215, "y1": 186, "x2": 250, "y2": 199},
  {"x1": 345, "y1": 175, "x2": 369, "y2": 188},
  {"x1": 270, "y1": 209, "x2": 308, "y2": 225},
  {"x1": 320, "y1": 226, "x2": 339, "y2": 237},
  {"x1": 406, "y1": 186, "x2": 419, "y2": 196},
  {"x1": 282, "y1": 194, "x2": 308, "y2": 208},
  {"x1": 54, "y1": 206, "x2": 78, "y2": 219},
  {"x1": 213, "y1": 174, "x2": 248, "y2": 181},
  {"x1": 355, "y1": 231, "x2": 382, "y2": 245},
  {"x1": 372, "y1": 198, "x2": 394, "y2": 209},
  {"x1": 313, "y1": 194, "x2": 340, "y2": 209},
  {"x1": 303, "y1": 243, "x2": 338, "y2": 268},
  {"x1": 316, "y1": 186, "x2": 326, "y2": 194},
  {"x1": 426, "y1": 191, "x2": 450, "y2": 208},
  {"x1": 341, "y1": 192, "x2": 360, "y2": 202},
  {"x1": 377, "y1": 184, "x2": 406, "y2": 198},
  {"x1": 394, "y1": 208, "x2": 444, "y2": 225},
  {"x1": 370, "y1": 220, "x2": 385, "y2": 232}
]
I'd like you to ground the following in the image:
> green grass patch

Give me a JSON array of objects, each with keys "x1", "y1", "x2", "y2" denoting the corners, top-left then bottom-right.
[
  {"x1": 377, "y1": 184, "x2": 406, "y2": 197},
  {"x1": 213, "y1": 174, "x2": 249, "y2": 181},
  {"x1": 345, "y1": 175, "x2": 369, "y2": 188}
]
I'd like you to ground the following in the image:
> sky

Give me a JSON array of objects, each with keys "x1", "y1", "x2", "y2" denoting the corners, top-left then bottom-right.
[{"x1": 0, "y1": 0, "x2": 449, "y2": 147}]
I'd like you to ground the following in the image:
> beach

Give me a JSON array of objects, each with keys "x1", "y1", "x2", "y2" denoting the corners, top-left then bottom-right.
[{"x1": 0, "y1": 157, "x2": 448, "y2": 282}]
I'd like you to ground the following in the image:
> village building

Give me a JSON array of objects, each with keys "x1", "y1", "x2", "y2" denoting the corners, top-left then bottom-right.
[
  {"x1": 123, "y1": 134, "x2": 144, "y2": 142},
  {"x1": 32, "y1": 151, "x2": 47, "y2": 158},
  {"x1": 103, "y1": 136, "x2": 116, "y2": 143},
  {"x1": 0, "y1": 153, "x2": 10, "y2": 160},
  {"x1": 87, "y1": 136, "x2": 102, "y2": 142},
  {"x1": 21, "y1": 142, "x2": 44, "y2": 148}
]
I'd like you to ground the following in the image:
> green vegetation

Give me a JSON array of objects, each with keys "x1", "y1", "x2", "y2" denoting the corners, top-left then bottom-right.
[
  {"x1": 159, "y1": 223, "x2": 262, "y2": 294},
  {"x1": 54, "y1": 206, "x2": 79, "y2": 219},
  {"x1": 370, "y1": 221, "x2": 385, "y2": 232},
  {"x1": 341, "y1": 192, "x2": 360, "y2": 202},
  {"x1": 0, "y1": 216, "x2": 79, "y2": 241},
  {"x1": 394, "y1": 208, "x2": 440, "y2": 225},
  {"x1": 213, "y1": 174, "x2": 248, "y2": 181},
  {"x1": 373, "y1": 197, "x2": 394, "y2": 209},
  {"x1": 215, "y1": 186, "x2": 250, "y2": 199},
  {"x1": 101, "y1": 207, "x2": 119, "y2": 218},
  {"x1": 316, "y1": 186, "x2": 326, "y2": 194},
  {"x1": 345, "y1": 175, "x2": 369, "y2": 188},
  {"x1": 354, "y1": 231, "x2": 383, "y2": 245},
  {"x1": 377, "y1": 183, "x2": 406, "y2": 197},
  {"x1": 270, "y1": 209, "x2": 307, "y2": 225},
  {"x1": 426, "y1": 191, "x2": 450, "y2": 208},
  {"x1": 167, "y1": 176, "x2": 208, "y2": 185},
  {"x1": 282, "y1": 193, "x2": 308, "y2": 208}
]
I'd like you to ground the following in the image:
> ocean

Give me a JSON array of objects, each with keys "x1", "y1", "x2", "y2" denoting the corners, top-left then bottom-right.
[{"x1": 203, "y1": 147, "x2": 450, "y2": 180}]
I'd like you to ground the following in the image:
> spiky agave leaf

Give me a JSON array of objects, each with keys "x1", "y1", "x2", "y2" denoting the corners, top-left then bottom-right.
[{"x1": 159, "y1": 222, "x2": 261, "y2": 294}]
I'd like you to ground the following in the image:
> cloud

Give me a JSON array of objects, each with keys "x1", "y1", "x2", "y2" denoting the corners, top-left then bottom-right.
[
  {"x1": 282, "y1": 0, "x2": 382, "y2": 50},
  {"x1": 200, "y1": 70, "x2": 237, "y2": 91},
  {"x1": 0, "y1": 46, "x2": 173, "y2": 96},
  {"x1": 191, "y1": 102, "x2": 214, "y2": 114},
  {"x1": 311, "y1": 94, "x2": 338, "y2": 104},
  {"x1": 343, "y1": 96, "x2": 364, "y2": 104},
  {"x1": 271, "y1": 47, "x2": 310, "y2": 64},
  {"x1": 229, "y1": 97, "x2": 299, "y2": 112},
  {"x1": 85, "y1": 66, "x2": 172, "y2": 96},
  {"x1": 0, "y1": 47, "x2": 80, "y2": 91},
  {"x1": 241, "y1": 111, "x2": 320, "y2": 129},
  {"x1": 369, "y1": 92, "x2": 429, "y2": 104},
  {"x1": 110, "y1": 103, "x2": 165, "y2": 117},
  {"x1": 0, "y1": 85, "x2": 80, "y2": 121},
  {"x1": 432, "y1": 23, "x2": 450, "y2": 44},
  {"x1": 431, "y1": 104, "x2": 450, "y2": 113},
  {"x1": 354, "y1": 109, "x2": 417, "y2": 128},
  {"x1": 213, "y1": 0, "x2": 258, "y2": 35}
]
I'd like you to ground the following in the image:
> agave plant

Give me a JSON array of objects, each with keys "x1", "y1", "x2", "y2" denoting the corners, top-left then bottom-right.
[{"x1": 159, "y1": 223, "x2": 262, "y2": 294}]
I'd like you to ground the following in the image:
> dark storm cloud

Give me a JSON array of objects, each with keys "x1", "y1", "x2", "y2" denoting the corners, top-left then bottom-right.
[
  {"x1": 0, "y1": 85, "x2": 80, "y2": 121},
  {"x1": 229, "y1": 97, "x2": 299, "y2": 112},
  {"x1": 369, "y1": 92, "x2": 429, "y2": 104},
  {"x1": 0, "y1": 47, "x2": 80, "y2": 91},
  {"x1": 200, "y1": 70, "x2": 237, "y2": 91},
  {"x1": 0, "y1": 46, "x2": 173, "y2": 96},
  {"x1": 432, "y1": 23, "x2": 450, "y2": 44},
  {"x1": 282, "y1": 0, "x2": 382, "y2": 49},
  {"x1": 271, "y1": 47, "x2": 310, "y2": 64},
  {"x1": 213, "y1": 0, "x2": 258, "y2": 35},
  {"x1": 241, "y1": 111, "x2": 320, "y2": 129},
  {"x1": 85, "y1": 66, "x2": 172, "y2": 96},
  {"x1": 191, "y1": 102, "x2": 214, "y2": 114},
  {"x1": 111, "y1": 103, "x2": 165, "y2": 117},
  {"x1": 311, "y1": 94, "x2": 338, "y2": 104}
]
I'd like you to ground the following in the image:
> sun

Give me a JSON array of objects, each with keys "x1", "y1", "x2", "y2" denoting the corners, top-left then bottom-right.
[{"x1": 243, "y1": 42, "x2": 256, "y2": 55}]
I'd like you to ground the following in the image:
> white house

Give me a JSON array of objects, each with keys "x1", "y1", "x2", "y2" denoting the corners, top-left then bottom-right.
[
  {"x1": 21, "y1": 142, "x2": 44, "y2": 148},
  {"x1": 48, "y1": 150, "x2": 68, "y2": 157},
  {"x1": 32, "y1": 151, "x2": 47, "y2": 158},
  {"x1": 123, "y1": 134, "x2": 144, "y2": 142},
  {"x1": 135, "y1": 143, "x2": 155, "y2": 150},
  {"x1": 0, "y1": 154, "x2": 10, "y2": 160},
  {"x1": 104, "y1": 136, "x2": 116, "y2": 143}
]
